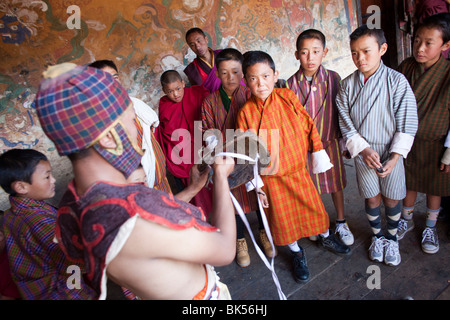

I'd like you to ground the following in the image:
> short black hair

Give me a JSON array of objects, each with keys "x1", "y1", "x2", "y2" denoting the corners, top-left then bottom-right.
[
  {"x1": 242, "y1": 51, "x2": 276, "y2": 77},
  {"x1": 350, "y1": 24, "x2": 387, "y2": 48},
  {"x1": 88, "y1": 60, "x2": 118, "y2": 72},
  {"x1": 216, "y1": 48, "x2": 243, "y2": 69},
  {"x1": 185, "y1": 27, "x2": 206, "y2": 42},
  {"x1": 418, "y1": 12, "x2": 450, "y2": 44},
  {"x1": 0, "y1": 149, "x2": 48, "y2": 195},
  {"x1": 296, "y1": 29, "x2": 326, "y2": 50},
  {"x1": 160, "y1": 70, "x2": 183, "y2": 87}
]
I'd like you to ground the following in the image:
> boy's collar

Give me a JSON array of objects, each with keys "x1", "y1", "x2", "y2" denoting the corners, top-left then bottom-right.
[{"x1": 358, "y1": 60, "x2": 384, "y2": 83}]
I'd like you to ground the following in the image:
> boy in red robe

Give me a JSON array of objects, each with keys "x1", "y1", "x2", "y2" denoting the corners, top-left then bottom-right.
[{"x1": 155, "y1": 70, "x2": 212, "y2": 216}]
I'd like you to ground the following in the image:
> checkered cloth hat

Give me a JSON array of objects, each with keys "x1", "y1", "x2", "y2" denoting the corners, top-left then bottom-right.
[{"x1": 34, "y1": 63, "x2": 131, "y2": 155}]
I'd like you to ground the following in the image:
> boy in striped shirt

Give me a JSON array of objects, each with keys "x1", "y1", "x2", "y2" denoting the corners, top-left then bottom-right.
[
  {"x1": 286, "y1": 29, "x2": 354, "y2": 248},
  {"x1": 336, "y1": 25, "x2": 418, "y2": 266}
]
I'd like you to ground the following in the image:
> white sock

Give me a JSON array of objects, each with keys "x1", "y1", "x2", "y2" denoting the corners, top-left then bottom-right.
[
  {"x1": 287, "y1": 241, "x2": 300, "y2": 252},
  {"x1": 320, "y1": 229, "x2": 329, "y2": 238}
]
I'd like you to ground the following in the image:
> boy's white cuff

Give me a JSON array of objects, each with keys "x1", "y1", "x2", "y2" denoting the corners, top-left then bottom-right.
[
  {"x1": 442, "y1": 148, "x2": 450, "y2": 166},
  {"x1": 346, "y1": 133, "x2": 370, "y2": 158},
  {"x1": 312, "y1": 149, "x2": 333, "y2": 174},
  {"x1": 245, "y1": 174, "x2": 264, "y2": 192},
  {"x1": 389, "y1": 132, "x2": 415, "y2": 158}
]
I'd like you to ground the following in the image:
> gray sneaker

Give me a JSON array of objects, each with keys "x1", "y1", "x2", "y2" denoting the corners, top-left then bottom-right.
[
  {"x1": 397, "y1": 218, "x2": 414, "y2": 240},
  {"x1": 421, "y1": 227, "x2": 439, "y2": 254},
  {"x1": 335, "y1": 222, "x2": 354, "y2": 246},
  {"x1": 369, "y1": 236, "x2": 385, "y2": 262},
  {"x1": 384, "y1": 239, "x2": 401, "y2": 266}
]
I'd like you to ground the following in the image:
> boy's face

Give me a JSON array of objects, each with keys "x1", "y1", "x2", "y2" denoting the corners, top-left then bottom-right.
[
  {"x1": 163, "y1": 80, "x2": 185, "y2": 103},
  {"x1": 244, "y1": 62, "x2": 279, "y2": 101},
  {"x1": 20, "y1": 160, "x2": 56, "y2": 201},
  {"x1": 216, "y1": 60, "x2": 243, "y2": 96},
  {"x1": 187, "y1": 32, "x2": 209, "y2": 59},
  {"x1": 102, "y1": 66, "x2": 120, "y2": 83},
  {"x1": 413, "y1": 27, "x2": 450, "y2": 69},
  {"x1": 295, "y1": 38, "x2": 328, "y2": 77},
  {"x1": 350, "y1": 35, "x2": 387, "y2": 79}
]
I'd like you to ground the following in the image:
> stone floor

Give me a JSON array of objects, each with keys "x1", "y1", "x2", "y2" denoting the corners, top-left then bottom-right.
[{"x1": 106, "y1": 159, "x2": 450, "y2": 301}]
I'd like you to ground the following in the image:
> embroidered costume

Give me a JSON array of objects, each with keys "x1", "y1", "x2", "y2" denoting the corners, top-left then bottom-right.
[{"x1": 56, "y1": 181, "x2": 219, "y2": 299}]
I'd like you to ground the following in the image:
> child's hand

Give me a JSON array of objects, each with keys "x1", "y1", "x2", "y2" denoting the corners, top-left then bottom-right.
[
  {"x1": 342, "y1": 150, "x2": 351, "y2": 159},
  {"x1": 257, "y1": 189, "x2": 269, "y2": 208},
  {"x1": 360, "y1": 147, "x2": 382, "y2": 170},
  {"x1": 376, "y1": 153, "x2": 400, "y2": 178},
  {"x1": 440, "y1": 162, "x2": 450, "y2": 174}
]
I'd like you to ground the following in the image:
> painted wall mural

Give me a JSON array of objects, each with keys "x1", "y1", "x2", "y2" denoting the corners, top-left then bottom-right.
[{"x1": 0, "y1": 0, "x2": 358, "y2": 209}]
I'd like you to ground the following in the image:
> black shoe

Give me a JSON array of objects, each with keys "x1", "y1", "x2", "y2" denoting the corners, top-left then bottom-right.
[
  {"x1": 292, "y1": 248, "x2": 309, "y2": 283},
  {"x1": 319, "y1": 231, "x2": 351, "y2": 255}
]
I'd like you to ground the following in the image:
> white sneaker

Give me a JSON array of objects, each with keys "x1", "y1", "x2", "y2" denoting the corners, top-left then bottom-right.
[
  {"x1": 397, "y1": 218, "x2": 414, "y2": 240},
  {"x1": 369, "y1": 236, "x2": 385, "y2": 263},
  {"x1": 384, "y1": 239, "x2": 401, "y2": 266},
  {"x1": 335, "y1": 222, "x2": 354, "y2": 245},
  {"x1": 421, "y1": 227, "x2": 439, "y2": 254}
]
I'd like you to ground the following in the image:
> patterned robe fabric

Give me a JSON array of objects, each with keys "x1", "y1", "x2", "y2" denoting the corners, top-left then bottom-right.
[
  {"x1": 155, "y1": 85, "x2": 212, "y2": 215},
  {"x1": 202, "y1": 85, "x2": 258, "y2": 214},
  {"x1": 184, "y1": 49, "x2": 222, "y2": 92},
  {"x1": 236, "y1": 88, "x2": 329, "y2": 246},
  {"x1": 336, "y1": 61, "x2": 418, "y2": 200},
  {"x1": 135, "y1": 116, "x2": 172, "y2": 193},
  {"x1": 3, "y1": 196, "x2": 95, "y2": 299},
  {"x1": 56, "y1": 181, "x2": 217, "y2": 299},
  {"x1": 398, "y1": 56, "x2": 450, "y2": 196},
  {"x1": 286, "y1": 65, "x2": 347, "y2": 194}
]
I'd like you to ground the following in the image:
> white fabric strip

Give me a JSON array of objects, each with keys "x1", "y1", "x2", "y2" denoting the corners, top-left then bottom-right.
[{"x1": 216, "y1": 151, "x2": 287, "y2": 300}]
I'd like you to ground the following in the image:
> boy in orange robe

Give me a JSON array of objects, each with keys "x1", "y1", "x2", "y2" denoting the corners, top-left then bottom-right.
[{"x1": 236, "y1": 51, "x2": 348, "y2": 283}]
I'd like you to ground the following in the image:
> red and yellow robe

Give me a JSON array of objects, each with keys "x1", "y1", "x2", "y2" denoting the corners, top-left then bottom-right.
[{"x1": 236, "y1": 88, "x2": 329, "y2": 245}]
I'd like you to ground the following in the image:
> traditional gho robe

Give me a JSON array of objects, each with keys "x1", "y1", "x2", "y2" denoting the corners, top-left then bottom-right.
[
  {"x1": 397, "y1": 55, "x2": 450, "y2": 196},
  {"x1": 155, "y1": 85, "x2": 212, "y2": 215},
  {"x1": 286, "y1": 65, "x2": 346, "y2": 194},
  {"x1": 3, "y1": 196, "x2": 96, "y2": 299},
  {"x1": 202, "y1": 84, "x2": 258, "y2": 214},
  {"x1": 236, "y1": 88, "x2": 330, "y2": 246},
  {"x1": 336, "y1": 61, "x2": 418, "y2": 200},
  {"x1": 184, "y1": 48, "x2": 222, "y2": 92},
  {"x1": 56, "y1": 181, "x2": 217, "y2": 299}
]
